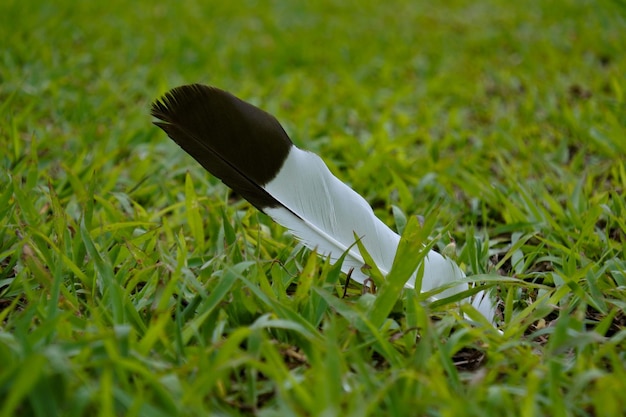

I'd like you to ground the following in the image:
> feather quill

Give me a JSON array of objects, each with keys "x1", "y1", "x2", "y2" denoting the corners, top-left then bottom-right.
[{"x1": 151, "y1": 84, "x2": 496, "y2": 323}]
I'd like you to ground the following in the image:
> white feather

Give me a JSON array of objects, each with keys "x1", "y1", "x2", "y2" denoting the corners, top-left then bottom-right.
[{"x1": 262, "y1": 148, "x2": 495, "y2": 322}]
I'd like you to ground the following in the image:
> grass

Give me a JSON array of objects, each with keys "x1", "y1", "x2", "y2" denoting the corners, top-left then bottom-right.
[{"x1": 1, "y1": 0, "x2": 625, "y2": 415}]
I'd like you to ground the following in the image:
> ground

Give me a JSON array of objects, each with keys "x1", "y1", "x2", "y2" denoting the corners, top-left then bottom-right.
[{"x1": 1, "y1": 0, "x2": 625, "y2": 416}]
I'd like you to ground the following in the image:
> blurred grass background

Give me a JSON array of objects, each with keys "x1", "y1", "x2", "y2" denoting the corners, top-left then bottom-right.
[{"x1": 1, "y1": 0, "x2": 625, "y2": 416}]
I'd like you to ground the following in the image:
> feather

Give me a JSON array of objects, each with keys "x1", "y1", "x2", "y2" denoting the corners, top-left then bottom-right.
[{"x1": 151, "y1": 84, "x2": 496, "y2": 323}]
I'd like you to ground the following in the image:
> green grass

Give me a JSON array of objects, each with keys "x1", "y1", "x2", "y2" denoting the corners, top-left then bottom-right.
[{"x1": 1, "y1": 0, "x2": 626, "y2": 415}]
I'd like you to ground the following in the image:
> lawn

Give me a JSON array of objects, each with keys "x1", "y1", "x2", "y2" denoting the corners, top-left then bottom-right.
[{"x1": 1, "y1": 0, "x2": 625, "y2": 415}]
